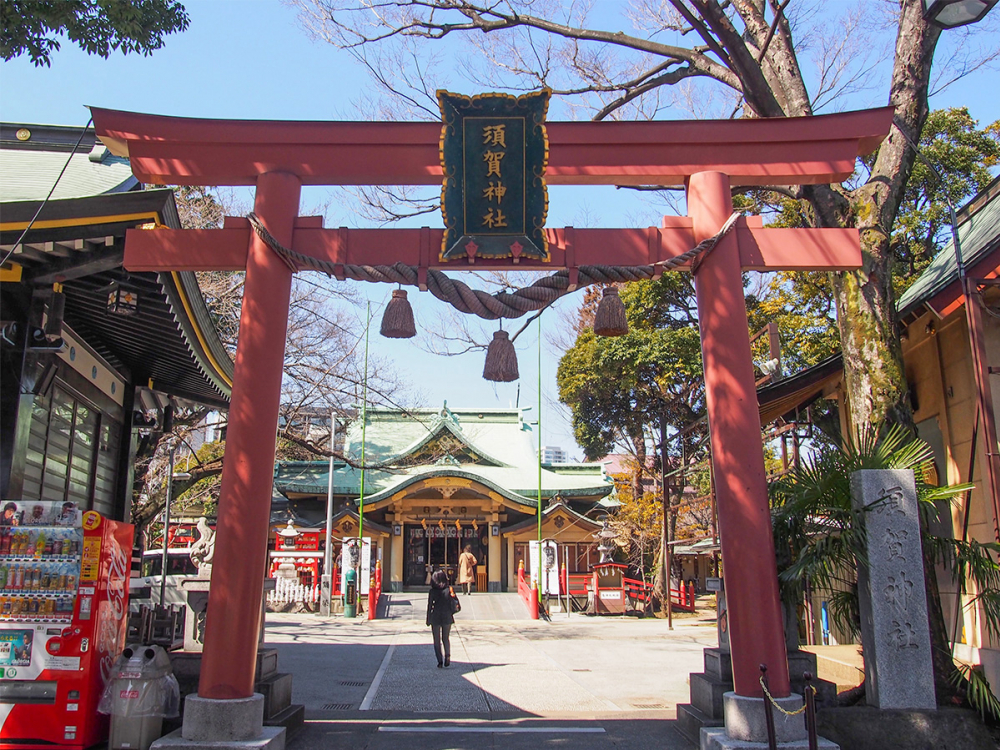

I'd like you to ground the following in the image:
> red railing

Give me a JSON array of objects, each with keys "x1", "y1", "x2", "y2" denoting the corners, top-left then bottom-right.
[
  {"x1": 623, "y1": 576, "x2": 654, "y2": 604},
  {"x1": 558, "y1": 568, "x2": 697, "y2": 613},
  {"x1": 368, "y1": 562, "x2": 383, "y2": 620},
  {"x1": 671, "y1": 582, "x2": 697, "y2": 612},
  {"x1": 517, "y1": 563, "x2": 539, "y2": 619},
  {"x1": 564, "y1": 571, "x2": 591, "y2": 596}
]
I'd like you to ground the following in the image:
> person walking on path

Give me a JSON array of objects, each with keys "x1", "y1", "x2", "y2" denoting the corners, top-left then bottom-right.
[
  {"x1": 458, "y1": 545, "x2": 477, "y2": 595},
  {"x1": 426, "y1": 569, "x2": 455, "y2": 668}
]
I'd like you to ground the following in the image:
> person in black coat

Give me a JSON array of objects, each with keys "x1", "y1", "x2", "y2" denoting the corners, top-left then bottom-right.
[{"x1": 426, "y1": 569, "x2": 455, "y2": 668}]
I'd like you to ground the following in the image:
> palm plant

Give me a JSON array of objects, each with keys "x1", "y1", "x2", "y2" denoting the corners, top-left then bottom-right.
[{"x1": 769, "y1": 424, "x2": 1000, "y2": 720}]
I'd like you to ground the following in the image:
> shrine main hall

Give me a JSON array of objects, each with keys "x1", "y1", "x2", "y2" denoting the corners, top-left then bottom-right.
[{"x1": 271, "y1": 404, "x2": 615, "y2": 592}]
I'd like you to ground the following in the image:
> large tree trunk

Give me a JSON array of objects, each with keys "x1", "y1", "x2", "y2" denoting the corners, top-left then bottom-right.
[
  {"x1": 823, "y1": 0, "x2": 939, "y2": 431},
  {"x1": 809, "y1": 1, "x2": 958, "y2": 700}
]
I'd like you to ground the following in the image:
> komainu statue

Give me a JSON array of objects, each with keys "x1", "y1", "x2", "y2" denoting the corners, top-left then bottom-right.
[{"x1": 189, "y1": 516, "x2": 216, "y2": 577}]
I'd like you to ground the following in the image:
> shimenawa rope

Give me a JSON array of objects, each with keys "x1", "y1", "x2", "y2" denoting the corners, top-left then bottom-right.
[{"x1": 246, "y1": 212, "x2": 739, "y2": 322}]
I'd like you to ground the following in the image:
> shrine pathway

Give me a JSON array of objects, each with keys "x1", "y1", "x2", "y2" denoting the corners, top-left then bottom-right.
[
  {"x1": 380, "y1": 591, "x2": 531, "y2": 621},
  {"x1": 265, "y1": 607, "x2": 718, "y2": 749}
]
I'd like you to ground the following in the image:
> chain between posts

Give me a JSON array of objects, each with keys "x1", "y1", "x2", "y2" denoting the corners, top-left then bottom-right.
[
  {"x1": 246, "y1": 212, "x2": 739, "y2": 322},
  {"x1": 759, "y1": 674, "x2": 808, "y2": 716}
]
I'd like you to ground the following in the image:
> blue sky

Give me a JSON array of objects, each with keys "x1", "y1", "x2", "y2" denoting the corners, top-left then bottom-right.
[{"x1": 2, "y1": 1, "x2": 998, "y2": 459}]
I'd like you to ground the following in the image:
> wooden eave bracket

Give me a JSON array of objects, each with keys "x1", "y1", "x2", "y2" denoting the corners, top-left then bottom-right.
[
  {"x1": 648, "y1": 227, "x2": 662, "y2": 279},
  {"x1": 419, "y1": 227, "x2": 430, "y2": 291},
  {"x1": 565, "y1": 227, "x2": 577, "y2": 291}
]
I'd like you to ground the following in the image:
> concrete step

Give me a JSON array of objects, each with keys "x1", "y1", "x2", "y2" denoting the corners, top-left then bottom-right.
[
  {"x1": 265, "y1": 703, "x2": 305, "y2": 735},
  {"x1": 256, "y1": 648, "x2": 279, "y2": 680},
  {"x1": 787, "y1": 648, "x2": 839, "y2": 707},
  {"x1": 258, "y1": 672, "x2": 293, "y2": 717},
  {"x1": 676, "y1": 702, "x2": 723, "y2": 745},
  {"x1": 704, "y1": 647, "x2": 733, "y2": 682},
  {"x1": 800, "y1": 645, "x2": 865, "y2": 692},
  {"x1": 690, "y1": 671, "x2": 733, "y2": 719}
]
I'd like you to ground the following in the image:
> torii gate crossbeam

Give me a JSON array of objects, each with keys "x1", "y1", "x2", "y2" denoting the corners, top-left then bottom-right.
[{"x1": 91, "y1": 107, "x2": 892, "y2": 716}]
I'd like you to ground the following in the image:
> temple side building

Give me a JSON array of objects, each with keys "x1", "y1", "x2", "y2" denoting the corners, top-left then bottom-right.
[
  {"x1": 271, "y1": 404, "x2": 616, "y2": 592},
  {"x1": 0, "y1": 122, "x2": 233, "y2": 519}
]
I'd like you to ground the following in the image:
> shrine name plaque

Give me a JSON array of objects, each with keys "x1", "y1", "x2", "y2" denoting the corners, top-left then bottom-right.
[{"x1": 438, "y1": 89, "x2": 550, "y2": 263}]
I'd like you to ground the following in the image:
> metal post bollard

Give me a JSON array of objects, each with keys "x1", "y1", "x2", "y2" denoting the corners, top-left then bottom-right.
[
  {"x1": 804, "y1": 671, "x2": 818, "y2": 750},
  {"x1": 343, "y1": 567, "x2": 357, "y2": 618},
  {"x1": 760, "y1": 664, "x2": 777, "y2": 750}
]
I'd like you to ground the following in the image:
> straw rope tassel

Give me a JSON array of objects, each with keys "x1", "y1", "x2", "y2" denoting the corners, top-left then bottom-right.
[
  {"x1": 483, "y1": 329, "x2": 519, "y2": 382},
  {"x1": 380, "y1": 288, "x2": 416, "y2": 338},
  {"x1": 593, "y1": 286, "x2": 628, "y2": 337}
]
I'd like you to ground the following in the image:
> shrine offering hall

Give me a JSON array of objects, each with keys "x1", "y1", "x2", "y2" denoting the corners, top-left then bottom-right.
[{"x1": 271, "y1": 405, "x2": 614, "y2": 592}]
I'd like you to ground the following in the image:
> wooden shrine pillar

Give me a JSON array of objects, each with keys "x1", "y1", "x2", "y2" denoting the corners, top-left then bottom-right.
[
  {"x1": 199, "y1": 172, "x2": 301, "y2": 699},
  {"x1": 689, "y1": 171, "x2": 790, "y2": 698}
]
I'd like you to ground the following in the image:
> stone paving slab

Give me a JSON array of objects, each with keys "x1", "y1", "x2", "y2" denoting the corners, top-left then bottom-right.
[{"x1": 289, "y1": 716, "x2": 695, "y2": 750}]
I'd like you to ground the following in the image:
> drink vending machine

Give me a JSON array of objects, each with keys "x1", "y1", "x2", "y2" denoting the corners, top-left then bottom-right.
[{"x1": 0, "y1": 501, "x2": 133, "y2": 747}]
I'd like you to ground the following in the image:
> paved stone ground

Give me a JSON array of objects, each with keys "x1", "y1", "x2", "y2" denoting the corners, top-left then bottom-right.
[
  {"x1": 265, "y1": 593, "x2": 718, "y2": 749},
  {"x1": 381, "y1": 591, "x2": 530, "y2": 621}
]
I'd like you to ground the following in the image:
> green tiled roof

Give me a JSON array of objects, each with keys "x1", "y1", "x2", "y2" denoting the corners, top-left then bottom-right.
[
  {"x1": 275, "y1": 405, "x2": 613, "y2": 506},
  {"x1": 0, "y1": 127, "x2": 136, "y2": 201},
  {"x1": 898, "y1": 178, "x2": 1000, "y2": 315}
]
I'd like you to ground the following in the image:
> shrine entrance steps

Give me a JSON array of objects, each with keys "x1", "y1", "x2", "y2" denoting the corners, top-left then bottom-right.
[{"x1": 382, "y1": 591, "x2": 532, "y2": 621}]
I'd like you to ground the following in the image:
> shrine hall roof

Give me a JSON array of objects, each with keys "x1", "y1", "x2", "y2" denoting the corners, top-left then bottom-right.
[
  {"x1": 0, "y1": 122, "x2": 234, "y2": 407},
  {"x1": 1, "y1": 123, "x2": 137, "y2": 200},
  {"x1": 897, "y1": 176, "x2": 1000, "y2": 317},
  {"x1": 274, "y1": 404, "x2": 614, "y2": 507}
]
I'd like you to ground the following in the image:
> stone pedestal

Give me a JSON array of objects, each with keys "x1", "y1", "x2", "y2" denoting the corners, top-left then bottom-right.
[
  {"x1": 850, "y1": 469, "x2": 936, "y2": 710},
  {"x1": 700, "y1": 693, "x2": 838, "y2": 750},
  {"x1": 167, "y1": 648, "x2": 303, "y2": 734},
  {"x1": 679, "y1": 648, "x2": 838, "y2": 745},
  {"x1": 180, "y1": 579, "x2": 210, "y2": 652},
  {"x1": 151, "y1": 694, "x2": 285, "y2": 750},
  {"x1": 181, "y1": 577, "x2": 274, "y2": 651},
  {"x1": 816, "y1": 707, "x2": 995, "y2": 750}
]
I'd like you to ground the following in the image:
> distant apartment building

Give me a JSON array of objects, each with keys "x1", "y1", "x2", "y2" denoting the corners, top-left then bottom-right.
[{"x1": 541, "y1": 445, "x2": 569, "y2": 464}]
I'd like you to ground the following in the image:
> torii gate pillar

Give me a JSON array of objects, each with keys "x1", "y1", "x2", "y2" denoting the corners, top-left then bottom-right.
[
  {"x1": 199, "y1": 172, "x2": 300, "y2": 699},
  {"x1": 690, "y1": 171, "x2": 789, "y2": 698}
]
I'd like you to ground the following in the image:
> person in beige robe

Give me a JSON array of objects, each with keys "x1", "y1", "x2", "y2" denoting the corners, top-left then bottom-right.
[{"x1": 457, "y1": 545, "x2": 477, "y2": 595}]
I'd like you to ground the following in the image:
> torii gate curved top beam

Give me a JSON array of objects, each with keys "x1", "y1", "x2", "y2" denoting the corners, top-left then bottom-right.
[{"x1": 90, "y1": 106, "x2": 893, "y2": 187}]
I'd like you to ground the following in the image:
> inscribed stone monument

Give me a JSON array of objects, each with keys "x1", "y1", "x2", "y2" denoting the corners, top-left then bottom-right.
[{"x1": 850, "y1": 469, "x2": 935, "y2": 709}]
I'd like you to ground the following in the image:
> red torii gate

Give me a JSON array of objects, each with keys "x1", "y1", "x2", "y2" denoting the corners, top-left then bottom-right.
[{"x1": 91, "y1": 106, "x2": 892, "y2": 709}]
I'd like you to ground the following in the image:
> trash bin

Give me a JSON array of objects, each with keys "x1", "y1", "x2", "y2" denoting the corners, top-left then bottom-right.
[{"x1": 99, "y1": 644, "x2": 180, "y2": 750}]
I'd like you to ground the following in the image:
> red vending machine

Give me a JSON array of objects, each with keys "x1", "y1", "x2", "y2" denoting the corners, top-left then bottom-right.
[{"x1": 0, "y1": 502, "x2": 133, "y2": 748}]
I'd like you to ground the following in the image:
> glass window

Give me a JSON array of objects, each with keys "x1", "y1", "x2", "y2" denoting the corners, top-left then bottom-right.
[{"x1": 30, "y1": 383, "x2": 120, "y2": 513}]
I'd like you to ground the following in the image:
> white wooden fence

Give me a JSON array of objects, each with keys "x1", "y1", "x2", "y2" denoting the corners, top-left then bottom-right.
[{"x1": 266, "y1": 577, "x2": 320, "y2": 607}]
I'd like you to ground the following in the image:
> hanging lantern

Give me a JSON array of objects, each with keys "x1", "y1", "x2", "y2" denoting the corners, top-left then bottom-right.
[
  {"x1": 455, "y1": 519, "x2": 461, "y2": 531},
  {"x1": 472, "y1": 520, "x2": 479, "y2": 532},
  {"x1": 107, "y1": 284, "x2": 138, "y2": 315},
  {"x1": 44, "y1": 283, "x2": 65, "y2": 337},
  {"x1": 421, "y1": 518, "x2": 428, "y2": 530},
  {"x1": 593, "y1": 286, "x2": 628, "y2": 337},
  {"x1": 380, "y1": 289, "x2": 416, "y2": 339},
  {"x1": 483, "y1": 329, "x2": 519, "y2": 382}
]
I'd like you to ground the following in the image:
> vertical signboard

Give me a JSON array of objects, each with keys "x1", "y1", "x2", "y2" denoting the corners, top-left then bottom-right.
[
  {"x1": 438, "y1": 89, "x2": 550, "y2": 262},
  {"x1": 340, "y1": 537, "x2": 372, "y2": 596}
]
